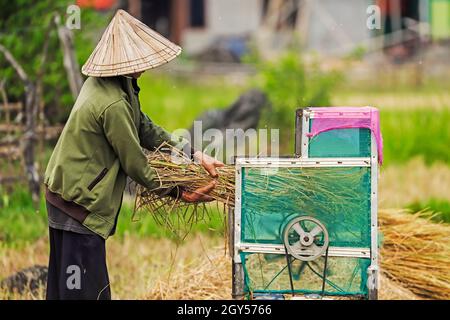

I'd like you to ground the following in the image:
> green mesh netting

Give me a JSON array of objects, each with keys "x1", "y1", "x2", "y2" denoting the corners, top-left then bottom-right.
[
  {"x1": 240, "y1": 166, "x2": 371, "y2": 297},
  {"x1": 309, "y1": 127, "x2": 371, "y2": 158},
  {"x1": 241, "y1": 167, "x2": 371, "y2": 247},
  {"x1": 241, "y1": 253, "x2": 370, "y2": 296}
]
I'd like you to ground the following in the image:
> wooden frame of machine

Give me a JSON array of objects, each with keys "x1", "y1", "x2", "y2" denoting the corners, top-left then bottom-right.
[{"x1": 229, "y1": 107, "x2": 379, "y2": 300}]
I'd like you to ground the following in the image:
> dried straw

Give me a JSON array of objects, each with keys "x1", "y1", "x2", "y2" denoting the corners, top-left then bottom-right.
[
  {"x1": 146, "y1": 210, "x2": 448, "y2": 300},
  {"x1": 146, "y1": 252, "x2": 231, "y2": 300},
  {"x1": 144, "y1": 250, "x2": 420, "y2": 300},
  {"x1": 135, "y1": 142, "x2": 234, "y2": 239},
  {"x1": 379, "y1": 209, "x2": 450, "y2": 300}
]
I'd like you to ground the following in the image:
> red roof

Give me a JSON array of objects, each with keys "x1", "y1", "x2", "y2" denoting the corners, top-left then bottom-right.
[{"x1": 76, "y1": 0, "x2": 116, "y2": 10}]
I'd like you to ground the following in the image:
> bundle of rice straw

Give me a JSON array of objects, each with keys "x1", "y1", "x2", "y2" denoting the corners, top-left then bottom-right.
[
  {"x1": 138, "y1": 142, "x2": 235, "y2": 203},
  {"x1": 135, "y1": 142, "x2": 234, "y2": 239},
  {"x1": 379, "y1": 209, "x2": 450, "y2": 300}
]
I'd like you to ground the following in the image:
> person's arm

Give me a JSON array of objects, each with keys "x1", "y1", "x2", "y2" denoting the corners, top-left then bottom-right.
[
  {"x1": 138, "y1": 111, "x2": 190, "y2": 153},
  {"x1": 102, "y1": 100, "x2": 162, "y2": 190},
  {"x1": 102, "y1": 100, "x2": 215, "y2": 202},
  {"x1": 138, "y1": 111, "x2": 224, "y2": 177}
]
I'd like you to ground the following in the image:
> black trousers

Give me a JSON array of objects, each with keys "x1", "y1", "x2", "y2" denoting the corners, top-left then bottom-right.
[{"x1": 46, "y1": 227, "x2": 111, "y2": 300}]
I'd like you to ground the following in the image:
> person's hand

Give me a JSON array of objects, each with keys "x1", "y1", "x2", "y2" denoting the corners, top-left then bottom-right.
[
  {"x1": 193, "y1": 151, "x2": 224, "y2": 178},
  {"x1": 181, "y1": 180, "x2": 216, "y2": 203}
]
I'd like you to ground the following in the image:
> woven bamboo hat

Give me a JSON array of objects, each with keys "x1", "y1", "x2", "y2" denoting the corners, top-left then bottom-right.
[{"x1": 82, "y1": 9, "x2": 182, "y2": 77}]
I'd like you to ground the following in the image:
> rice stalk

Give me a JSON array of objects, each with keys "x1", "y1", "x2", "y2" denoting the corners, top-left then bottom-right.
[
  {"x1": 135, "y1": 142, "x2": 234, "y2": 239},
  {"x1": 379, "y1": 209, "x2": 450, "y2": 300}
]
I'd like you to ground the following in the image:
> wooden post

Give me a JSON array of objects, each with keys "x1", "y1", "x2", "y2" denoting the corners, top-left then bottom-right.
[
  {"x1": 297, "y1": 0, "x2": 311, "y2": 47},
  {"x1": 128, "y1": 0, "x2": 142, "y2": 20},
  {"x1": 36, "y1": 17, "x2": 54, "y2": 170},
  {"x1": 54, "y1": 14, "x2": 83, "y2": 100},
  {"x1": 0, "y1": 79, "x2": 11, "y2": 136},
  {"x1": 171, "y1": 0, "x2": 189, "y2": 44}
]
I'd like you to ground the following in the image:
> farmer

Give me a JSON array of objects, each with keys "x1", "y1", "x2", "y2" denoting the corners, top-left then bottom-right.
[{"x1": 43, "y1": 10, "x2": 223, "y2": 300}]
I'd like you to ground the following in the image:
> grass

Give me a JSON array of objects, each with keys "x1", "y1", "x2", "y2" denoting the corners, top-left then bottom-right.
[
  {"x1": 332, "y1": 90, "x2": 450, "y2": 111},
  {"x1": 137, "y1": 74, "x2": 242, "y2": 131},
  {"x1": 0, "y1": 186, "x2": 226, "y2": 247},
  {"x1": 380, "y1": 109, "x2": 450, "y2": 165},
  {"x1": 379, "y1": 158, "x2": 450, "y2": 208},
  {"x1": 119, "y1": 202, "x2": 226, "y2": 240},
  {"x1": 333, "y1": 89, "x2": 450, "y2": 166},
  {"x1": 0, "y1": 188, "x2": 47, "y2": 246},
  {"x1": 407, "y1": 199, "x2": 450, "y2": 223}
]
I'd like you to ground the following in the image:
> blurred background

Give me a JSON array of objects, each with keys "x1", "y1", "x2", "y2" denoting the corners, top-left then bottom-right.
[{"x1": 0, "y1": 0, "x2": 449, "y2": 299}]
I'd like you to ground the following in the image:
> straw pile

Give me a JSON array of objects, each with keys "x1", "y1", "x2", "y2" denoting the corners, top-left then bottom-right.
[
  {"x1": 147, "y1": 252, "x2": 231, "y2": 300},
  {"x1": 379, "y1": 272, "x2": 420, "y2": 300},
  {"x1": 379, "y1": 209, "x2": 450, "y2": 300}
]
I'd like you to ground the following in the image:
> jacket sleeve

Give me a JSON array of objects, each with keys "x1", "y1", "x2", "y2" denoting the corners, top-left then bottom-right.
[
  {"x1": 138, "y1": 111, "x2": 191, "y2": 153},
  {"x1": 101, "y1": 100, "x2": 161, "y2": 190}
]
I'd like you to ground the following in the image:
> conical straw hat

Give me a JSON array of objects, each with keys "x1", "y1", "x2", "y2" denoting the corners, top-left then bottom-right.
[{"x1": 82, "y1": 9, "x2": 182, "y2": 77}]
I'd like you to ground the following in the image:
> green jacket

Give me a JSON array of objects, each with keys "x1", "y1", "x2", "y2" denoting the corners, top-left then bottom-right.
[{"x1": 44, "y1": 76, "x2": 187, "y2": 239}]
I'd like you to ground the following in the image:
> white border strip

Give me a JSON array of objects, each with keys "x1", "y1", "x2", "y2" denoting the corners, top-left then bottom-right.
[
  {"x1": 238, "y1": 243, "x2": 371, "y2": 259},
  {"x1": 235, "y1": 157, "x2": 371, "y2": 167},
  {"x1": 234, "y1": 166, "x2": 243, "y2": 262}
]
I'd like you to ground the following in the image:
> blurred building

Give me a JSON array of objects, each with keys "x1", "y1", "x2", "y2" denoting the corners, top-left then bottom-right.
[
  {"x1": 78, "y1": 0, "x2": 449, "y2": 60},
  {"x1": 123, "y1": 0, "x2": 262, "y2": 58}
]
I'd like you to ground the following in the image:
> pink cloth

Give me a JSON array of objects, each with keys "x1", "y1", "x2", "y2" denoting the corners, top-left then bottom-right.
[{"x1": 306, "y1": 107, "x2": 383, "y2": 164}]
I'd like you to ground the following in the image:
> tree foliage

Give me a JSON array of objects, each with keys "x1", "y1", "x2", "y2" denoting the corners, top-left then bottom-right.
[{"x1": 0, "y1": 0, "x2": 110, "y2": 123}]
